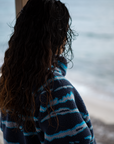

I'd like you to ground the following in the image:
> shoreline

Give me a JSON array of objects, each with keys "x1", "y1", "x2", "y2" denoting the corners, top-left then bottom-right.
[
  {"x1": 83, "y1": 95, "x2": 114, "y2": 124},
  {"x1": 66, "y1": 72, "x2": 114, "y2": 124}
]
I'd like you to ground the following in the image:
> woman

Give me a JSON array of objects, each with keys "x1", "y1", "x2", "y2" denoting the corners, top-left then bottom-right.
[{"x1": 0, "y1": 0, "x2": 96, "y2": 143}]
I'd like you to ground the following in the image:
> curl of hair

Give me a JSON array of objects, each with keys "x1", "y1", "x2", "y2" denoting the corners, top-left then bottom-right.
[{"x1": 0, "y1": 0, "x2": 76, "y2": 132}]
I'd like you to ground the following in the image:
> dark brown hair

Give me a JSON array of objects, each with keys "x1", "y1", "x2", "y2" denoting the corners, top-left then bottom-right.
[{"x1": 0, "y1": 0, "x2": 75, "y2": 131}]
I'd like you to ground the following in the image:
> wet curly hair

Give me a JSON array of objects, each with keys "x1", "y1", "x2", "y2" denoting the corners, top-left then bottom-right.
[{"x1": 0, "y1": 0, "x2": 75, "y2": 131}]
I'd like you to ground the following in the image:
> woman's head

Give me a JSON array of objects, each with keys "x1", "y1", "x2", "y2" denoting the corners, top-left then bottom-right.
[
  {"x1": 0, "y1": 0, "x2": 75, "y2": 131},
  {"x1": 15, "y1": 0, "x2": 74, "y2": 59}
]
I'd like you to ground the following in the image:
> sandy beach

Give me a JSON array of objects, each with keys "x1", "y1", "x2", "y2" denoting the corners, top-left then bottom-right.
[
  {"x1": 0, "y1": 131, "x2": 3, "y2": 144},
  {"x1": 83, "y1": 96, "x2": 114, "y2": 124},
  {"x1": 83, "y1": 96, "x2": 114, "y2": 144}
]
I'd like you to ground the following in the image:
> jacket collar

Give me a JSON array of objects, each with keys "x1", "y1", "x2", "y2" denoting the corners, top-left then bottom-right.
[{"x1": 55, "y1": 56, "x2": 67, "y2": 77}]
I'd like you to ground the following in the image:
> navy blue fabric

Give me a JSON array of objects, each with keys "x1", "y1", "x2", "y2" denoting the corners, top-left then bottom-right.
[{"x1": 0, "y1": 56, "x2": 96, "y2": 144}]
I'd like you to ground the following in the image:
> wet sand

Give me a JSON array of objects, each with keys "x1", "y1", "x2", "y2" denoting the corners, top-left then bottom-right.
[
  {"x1": 91, "y1": 117, "x2": 114, "y2": 144},
  {"x1": 83, "y1": 96, "x2": 114, "y2": 144},
  {"x1": 83, "y1": 96, "x2": 114, "y2": 125},
  {"x1": 0, "y1": 131, "x2": 3, "y2": 144}
]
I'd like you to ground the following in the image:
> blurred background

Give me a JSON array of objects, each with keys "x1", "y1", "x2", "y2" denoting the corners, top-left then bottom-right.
[
  {"x1": 63, "y1": 0, "x2": 114, "y2": 100},
  {"x1": 0, "y1": 0, "x2": 114, "y2": 144}
]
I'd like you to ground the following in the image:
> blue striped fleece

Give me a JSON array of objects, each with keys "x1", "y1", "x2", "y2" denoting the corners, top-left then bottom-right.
[{"x1": 0, "y1": 56, "x2": 96, "y2": 144}]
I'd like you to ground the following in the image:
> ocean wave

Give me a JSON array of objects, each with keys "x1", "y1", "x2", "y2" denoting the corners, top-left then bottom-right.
[{"x1": 81, "y1": 32, "x2": 114, "y2": 40}]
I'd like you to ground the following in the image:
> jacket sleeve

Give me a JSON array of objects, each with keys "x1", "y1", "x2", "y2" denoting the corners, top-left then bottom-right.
[{"x1": 37, "y1": 77, "x2": 96, "y2": 144}]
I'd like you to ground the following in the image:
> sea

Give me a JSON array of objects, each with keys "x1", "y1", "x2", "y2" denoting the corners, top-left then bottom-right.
[{"x1": 0, "y1": 0, "x2": 114, "y2": 101}]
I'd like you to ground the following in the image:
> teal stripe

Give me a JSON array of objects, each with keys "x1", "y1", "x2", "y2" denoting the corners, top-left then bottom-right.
[
  {"x1": 2, "y1": 115, "x2": 38, "y2": 122},
  {"x1": 23, "y1": 132, "x2": 37, "y2": 136},
  {"x1": 91, "y1": 136, "x2": 95, "y2": 141},
  {"x1": 69, "y1": 141, "x2": 80, "y2": 144},
  {"x1": 40, "y1": 91, "x2": 75, "y2": 113},
  {"x1": 84, "y1": 135, "x2": 92, "y2": 140},
  {"x1": 0, "y1": 127, "x2": 3, "y2": 131},
  {"x1": 86, "y1": 118, "x2": 90, "y2": 123},
  {"x1": 2, "y1": 120, "x2": 16, "y2": 123},
  {"x1": 58, "y1": 60, "x2": 67, "y2": 71},
  {"x1": 54, "y1": 85, "x2": 73, "y2": 92},
  {"x1": 36, "y1": 127, "x2": 41, "y2": 133},
  {"x1": 45, "y1": 121, "x2": 87, "y2": 142},
  {"x1": 37, "y1": 76, "x2": 66, "y2": 92},
  {"x1": 33, "y1": 116, "x2": 39, "y2": 121},
  {"x1": 80, "y1": 112, "x2": 89, "y2": 118},
  {"x1": 2, "y1": 121, "x2": 23, "y2": 131},
  {"x1": 54, "y1": 69, "x2": 62, "y2": 75},
  {"x1": 1, "y1": 121, "x2": 17, "y2": 129},
  {"x1": 90, "y1": 126, "x2": 93, "y2": 130},
  {"x1": 85, "y1": 135, "x2": 95, "y2": 144},
  {"x1": 41, "y1": 107, "x2": 79, "y2": 123},
  {"x1": 90, "y1": 136, "x2": 95, "y2": 144},
  {"x1": 80, "y1": 112, "x2": 90, "y2": 123}
]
